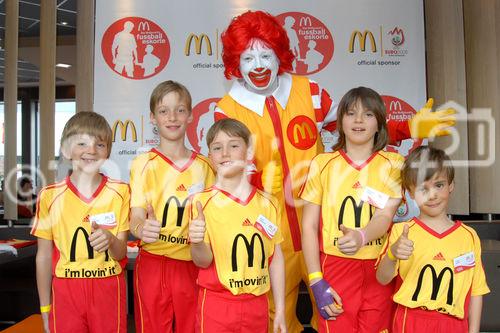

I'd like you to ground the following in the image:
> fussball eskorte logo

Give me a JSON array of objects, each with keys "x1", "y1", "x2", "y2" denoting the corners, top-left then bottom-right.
[
  {"x1": 101, "y1": 17, "x2": 170, "y2": 79},
  {"x1": 382, "y1": 95, "x2": 423, "y2": 157},
  {"x1": 275, "y1": 12, "x2": 334, "y2": 75},
  {"x1": 186, "y1": 98, "x2": 221, "y2": 155}
]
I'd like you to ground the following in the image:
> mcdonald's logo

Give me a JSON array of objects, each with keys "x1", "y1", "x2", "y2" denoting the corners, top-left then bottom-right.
[
  {"x1": 70, "y1": 227, "x2": 109, "y2": 262},
  {"x1": 231, "y1": 233, "x2": 266, "y2": 272},
  {"x1": 287, "y1": 115, "x2": 317, "y2": 150},
  {"x1": 299, "y1": 16, "x2": 312, "y2": 27},
  {"x1": 412, "y1": 264, "x2": 454, "y2": 305},
  {"x1": 162, "y1": 196, "x2": 188, "y2": 228},
  {"x1": 112, "y1": 120, "x2": 137, "y2": 142},
  {"x1": 185, "y1": 33, "x2": 213, "y2": 56},
  {"x1": 389, "y1": 100, "x2": 402, "y2": 111},
  {"x1": 293, "y1": 122, "x2": 315, "y2": 143},
  {"x1": 349, "y1": 30, "x2": 377, "y2": 53},
  {"x1": 137, "y1": 21, "x2": 150, "y2": 31},
  {"x1": 338, "y1": 196, "x2": 374, "y2": 229}
]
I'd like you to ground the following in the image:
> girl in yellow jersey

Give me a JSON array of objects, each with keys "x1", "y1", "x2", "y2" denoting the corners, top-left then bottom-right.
[
  {"x1": 376, "y1": 147, "x2": 489, "y2": 332},
  {"x1": 189, "y1": 119, "x2": 286, "y2": 333},
  {"x1": 301, "y1": 87, "x2": 404, "y2": 333},
  {"x1": 32, "y1": 112, "x2": 129, "y2": 333}
]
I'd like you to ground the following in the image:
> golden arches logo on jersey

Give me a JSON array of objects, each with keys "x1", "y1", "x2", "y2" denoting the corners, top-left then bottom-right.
[
  {"x1": 70, "y1": 227, "x2": 93, "y2": 262},
  {"x1": 338, "y1": 196, "x2": 374, "y2": 229},
  {"x1": 112, "y1": 119, "x2": 137, "y2": 142},
  {"x1": 349, "y1": 30, "x2": 377, "y2": 53},
  {"x1": 286, "y1": 115, "x2": 318, "y2": 150},
  {"x1": 231, "y1": 233, "x2": 266, "y2": 272},
  {"x1": 185, "y1": 33, "x2": 213, "y2": 56},
  {"x1": 69, "y1": 227, "x2": 109, "y2": 262},
  {"x1": 412, "y1": 264, "x2": 454, "y2": 306},
  {"x1": 161, "y1": 196, "x2": 188, "y2": 228}
]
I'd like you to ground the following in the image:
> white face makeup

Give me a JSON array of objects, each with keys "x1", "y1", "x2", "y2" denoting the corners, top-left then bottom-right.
[{"x1": 239, "y1": 39, "x2": 279, "y2": 94}]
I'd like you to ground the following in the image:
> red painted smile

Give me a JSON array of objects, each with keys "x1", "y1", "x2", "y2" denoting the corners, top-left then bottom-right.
[{"x1": 249, "y1": 69, "x2": 272, "y2": 87}]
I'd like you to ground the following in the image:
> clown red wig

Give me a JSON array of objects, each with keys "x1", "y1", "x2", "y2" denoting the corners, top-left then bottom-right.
[{"x1": 221, "y1": 10, "x2": 295, "y2": 80}]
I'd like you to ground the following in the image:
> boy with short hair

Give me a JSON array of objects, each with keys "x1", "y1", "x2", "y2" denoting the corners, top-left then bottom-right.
[
  {"x1": 129, "y1": 80, "x2": 215, "y2": 332},
  {"x1": 189, "y1": 118, "x2": 287, "y2": 333},
  {"x1": 33, "y1": 111, "x2": 129, "y2": 333},
  {"x1": 376, "y1": 146, "x2": 490, "y2": 333}
]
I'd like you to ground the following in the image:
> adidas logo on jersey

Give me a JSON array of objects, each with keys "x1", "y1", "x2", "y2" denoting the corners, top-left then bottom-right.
[
  {"x1": 352, "y1": 181, "x2": 363, "y2": 189},
  {"x1": 433, "y1": 252, "x2": 446, "y2": 261},
  {"x1": 242, "y1": 218, "x2": 253, "y2": 226},
  {"x1": 176, "y1": 184, "x2": 187, "y2": 191}
]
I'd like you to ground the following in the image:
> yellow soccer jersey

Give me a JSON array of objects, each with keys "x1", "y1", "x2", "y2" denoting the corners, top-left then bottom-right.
[
  {"x1": 300, "y1": 150, "x2": 403, "y2": 259},
  {"x1": 130, "y1": 149, "x2": 215, "y2": 260},
  {"x1": 217, "y1": 75, "x2": 324, "y2": 253},
  {"x1": 380, "y1": 218, "x2": 490, "y2": 319},
  {"x1": 31, "y1": 175, "x2": 130, "y2": 278},
  {"x1": 190, "y1": 187, "x2": 283, "y2": 296}
]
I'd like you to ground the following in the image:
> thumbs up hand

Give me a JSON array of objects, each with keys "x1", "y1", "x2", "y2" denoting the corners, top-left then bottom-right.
[
  {"x1": 140, "y1": 204, "x2": 161, "y2": 243},
  {"x1": 89, "y1": 222, "x2": 114, "y2": 252},
  {"x1": 189, "y1": 201, "x2": 206, "y2": 244},
  {"x1": 337, "y1": 225, "x2": 364, "y2": 255},
  {"x1": 390, "y1": 224, "x2": 414, "y2": 260}
]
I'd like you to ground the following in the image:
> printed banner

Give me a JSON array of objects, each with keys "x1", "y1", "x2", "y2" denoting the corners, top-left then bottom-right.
[{"x1": 94, "y1": 0, "x2": 425, "y2": 220}]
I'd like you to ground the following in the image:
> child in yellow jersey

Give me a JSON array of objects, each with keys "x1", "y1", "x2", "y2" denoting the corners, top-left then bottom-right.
[
  {"x1": 129, "y1": 80, "x2": 215, "y2": 333},
  {"x1": 188, "y1": 118, "x2": 286, "y2": 333},
  {"x1": 300, "y1": 87, "x2": 404, "y2": 333},
  {"x1": 376, "y1": 146, "x2": 489, "y2": 332},
  {"x1": 32, "y1": 112, "x2": 129, "y2": 333}
]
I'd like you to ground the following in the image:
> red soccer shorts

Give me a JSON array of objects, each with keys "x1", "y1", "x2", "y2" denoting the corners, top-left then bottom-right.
[
  {"x1": 134, "y1": 249, "x2": 199, "y2": 333},
  {"x1": 50, "y1": 274, "x2": 126, "y2": 333},
  {"x1": 318, "y1": 254, "x2": 395, "y2": 333},
  {"x1": 392, "y1": 304, "x2": 468, "y2": 332},
  {"x1": 196, "y1": 288, "x2": 268, "y2": 333}
]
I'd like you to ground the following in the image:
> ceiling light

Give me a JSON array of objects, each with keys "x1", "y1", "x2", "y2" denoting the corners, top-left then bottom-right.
[
  {"x1": 61, "y1": 21, "x2": 68, "y2": 25},
  {"x1": 56, "y1": 63, "x2": 71, "y2": 68}
]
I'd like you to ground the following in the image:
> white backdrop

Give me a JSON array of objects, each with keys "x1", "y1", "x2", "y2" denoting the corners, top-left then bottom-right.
[{"x1": 94, "y1": 0, "x2": 426, "y2": 220}]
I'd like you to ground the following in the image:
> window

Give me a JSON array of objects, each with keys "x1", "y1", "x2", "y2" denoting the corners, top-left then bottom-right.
[
  {"x1": 54, "y1": 101, "x2": 76, "y2": 156},
  {"x1": 0, "y1": 102, "x2": 23, "y2": 188}
]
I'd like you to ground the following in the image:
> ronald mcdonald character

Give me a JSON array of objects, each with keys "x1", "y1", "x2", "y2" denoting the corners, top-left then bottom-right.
[{"x1": 215, "y1": 10, "x2": 455, "y2": 332}]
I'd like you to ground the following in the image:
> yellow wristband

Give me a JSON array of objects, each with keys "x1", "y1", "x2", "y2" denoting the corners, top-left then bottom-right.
[
  {"x1": 387, "y1": 247, "x2": 397, "y2": 261},
  {"x1": 308, "y1": 271, "x2": 323, "y2": 282},
  {"x1": 40, "y1": 304, "x2": 51, "y2": 313}
]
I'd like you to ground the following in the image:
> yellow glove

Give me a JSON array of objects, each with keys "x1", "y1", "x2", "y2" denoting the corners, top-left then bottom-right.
[
  {"x1": 261, "y1": 150, "x2": 283, "y2": 195},
  {"x1": 408, "y1": 98, "x2": 456, "y2": 139}
]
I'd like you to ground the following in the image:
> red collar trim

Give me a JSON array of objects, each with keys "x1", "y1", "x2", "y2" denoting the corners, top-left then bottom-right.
[
  {"x1": 214, "y1": 186, "x2": 257, "y2": 206},
  {"x1": 413, "y1": 217, "x2": 461, "y2": 239},
  {"x1": 152, "y1": 148, "x2": 197, "y2": 172},
  {"x1": 66, "y1": 174, "x2": 107, "y2": 204},
  {"x1": 339, "y1": 149, "x2": 378, "y2": 171}
]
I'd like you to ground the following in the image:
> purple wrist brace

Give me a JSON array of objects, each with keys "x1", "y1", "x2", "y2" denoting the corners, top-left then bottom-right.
[{"x1": 310, "y1": 278, "x2": 334, "y2": 319}]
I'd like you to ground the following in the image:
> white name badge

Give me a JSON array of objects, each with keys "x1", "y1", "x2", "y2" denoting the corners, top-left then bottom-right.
[
  {"x1": 89, "y1": 212, "x2": 117, "y2": 229},
  {"x1": 254, "y1": 215, "x2": 277, "y2": 239},
  {"x1": 360, "y1": 186, "x2": 389, "y2": 209},
  {"x1": 188, "y1": 182, "x2": 205, "y2": 196},
  {"x1": 453, "y1": 251, "x2": 475, "y2": 273}
]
